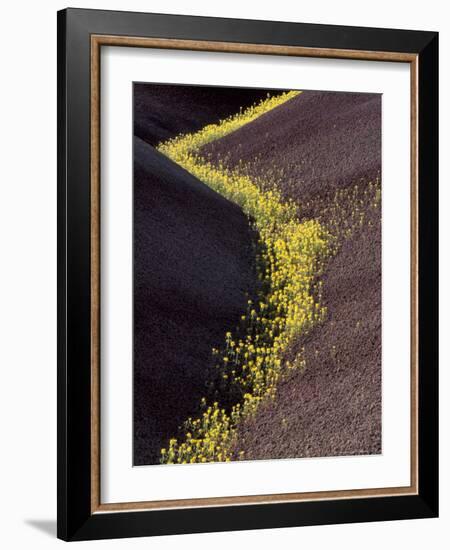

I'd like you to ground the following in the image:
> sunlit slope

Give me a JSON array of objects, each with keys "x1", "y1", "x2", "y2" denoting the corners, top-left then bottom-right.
[
  {"x1": 197, "y1": 90, "x2": 383, "y2": 459},
  {"x1": 200, "y1": 90, "x2": 381, "y2": 208}
]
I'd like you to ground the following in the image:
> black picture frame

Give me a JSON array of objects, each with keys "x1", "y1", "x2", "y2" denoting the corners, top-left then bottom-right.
[{"x1": 57, "y1": 7, "x2": 438, "y2": 541}]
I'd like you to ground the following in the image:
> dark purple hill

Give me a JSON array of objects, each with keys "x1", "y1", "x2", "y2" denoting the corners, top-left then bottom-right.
[
  {"x1": 199, "y1": 90, "x2": 382, "y2": 460},
  {"x1": 133, "y1": 137, "x2": 258, "y2": 465},
  {"x1": 232, "y1": 206, "x2": 381, "y2": 460},
  {"x1": 200, "y1": 90, "x2": 381, "y2": 209},
  {"x1": 134, "y1": 83, "x2": 278, "y2": 147}
]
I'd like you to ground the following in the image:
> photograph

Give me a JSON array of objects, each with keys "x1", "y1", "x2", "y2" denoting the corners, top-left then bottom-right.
[
  {"x1": 54, "y1": 6, "x2": 438, "y2": 541},
  {"x1": 0, "y1": 0, "x2": 443, "y2": 546},
  {"x1": 133, "y1": 83, "x2": 382, "y2": 467}
]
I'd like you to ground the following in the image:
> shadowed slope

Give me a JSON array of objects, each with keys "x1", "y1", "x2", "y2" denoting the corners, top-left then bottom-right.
[
  {"x1": 133, "y1": 137, "x2": 259, "y2": 465},
  {"x1": 134, "y1": 83, "x2": 278, "y2": 146}
]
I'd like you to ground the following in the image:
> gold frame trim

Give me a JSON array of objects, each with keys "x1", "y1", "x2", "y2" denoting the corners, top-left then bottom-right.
[{"x1": 90, "y1": 35, "x2": 419, "y2": 514}]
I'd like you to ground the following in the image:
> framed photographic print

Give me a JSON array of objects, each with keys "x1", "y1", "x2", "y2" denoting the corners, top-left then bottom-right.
[{"x1": 57, "y1": 8, "x2": 438, "y2": 541}]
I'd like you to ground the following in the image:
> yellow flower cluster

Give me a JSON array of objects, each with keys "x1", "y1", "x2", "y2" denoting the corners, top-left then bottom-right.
[
  {"x1": 159, "y1": 90, "x2": 301, "y2": 157},
  {"x1": 157, "y1": 92, "x2": 331, "y2": 465}
]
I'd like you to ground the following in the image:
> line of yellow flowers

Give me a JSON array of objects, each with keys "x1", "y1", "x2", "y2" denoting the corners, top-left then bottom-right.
[
  {"x1": 157, "y1": 91, "x2": 332, "y2": 464},
  {"x1": 160, "y1": 90, "x2": 301, "y2": 154}
]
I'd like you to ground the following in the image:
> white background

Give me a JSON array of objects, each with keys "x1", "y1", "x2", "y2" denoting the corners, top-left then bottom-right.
[
  {"x1": 102, "y1": 47, "x2": 411, "y2": 503},
  {"x1": 0, "y1": 1, "x2": 447, "y2": 548}
]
